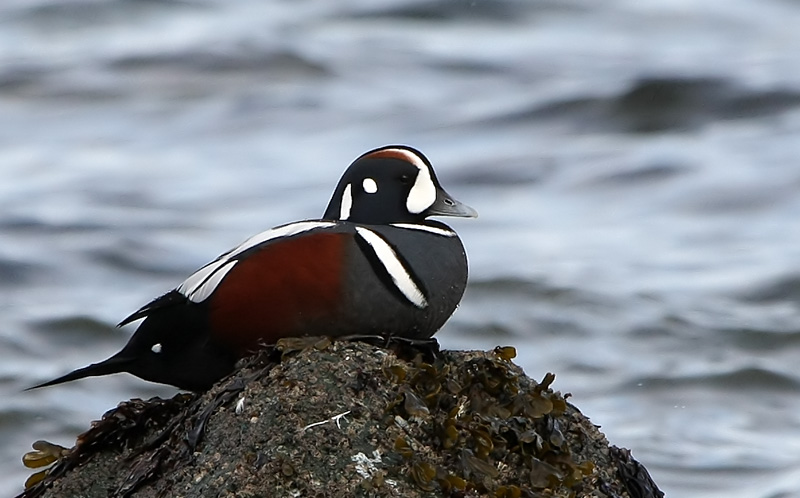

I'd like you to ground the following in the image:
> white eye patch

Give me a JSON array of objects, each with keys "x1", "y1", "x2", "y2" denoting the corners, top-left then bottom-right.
[
  {"x1": 151, "y1": 343, "x2": 163, "y2": 354},
  {"x1": 362, "y1": 177, "x2": 378, "y2": 194}
]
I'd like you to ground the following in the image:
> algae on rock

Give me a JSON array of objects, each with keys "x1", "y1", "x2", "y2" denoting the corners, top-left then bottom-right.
[{"x1": 18, "y1": 340, "x2": 663, "y2": 498}]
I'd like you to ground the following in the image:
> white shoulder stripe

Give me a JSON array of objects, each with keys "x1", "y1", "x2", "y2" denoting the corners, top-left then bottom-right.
[
  {"x1": 355, "y1": 226, "x2": 428, "y2": 309},
  {"x1": 178, "y1": 221, "x2": 337, "y2": 303},
  {"x1": 390, "y1": 223, "x2": 456, "y2": 237}
]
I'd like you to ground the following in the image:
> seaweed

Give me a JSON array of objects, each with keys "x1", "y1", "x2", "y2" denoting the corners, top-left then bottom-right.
[
  {"x1": 18, "y1": 339, "x2": 660, "y2": 498},
  {"x1": 381, "y1": 345, "x2": 598, "y2": 496}
]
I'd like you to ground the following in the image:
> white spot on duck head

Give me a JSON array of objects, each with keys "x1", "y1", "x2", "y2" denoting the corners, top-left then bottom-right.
[{"x1": 362, "y1": 177, "x2": 378, "y2": 194}]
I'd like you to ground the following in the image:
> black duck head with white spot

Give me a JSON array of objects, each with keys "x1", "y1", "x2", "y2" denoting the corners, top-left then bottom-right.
[{"x1": 323, "y1": 145, "x2": 477, "y2": 224}]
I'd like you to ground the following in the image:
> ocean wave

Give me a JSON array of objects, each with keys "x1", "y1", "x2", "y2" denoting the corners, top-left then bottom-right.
[{"x1": 626, "y1": 366, "x2": 800, "y2": 391}]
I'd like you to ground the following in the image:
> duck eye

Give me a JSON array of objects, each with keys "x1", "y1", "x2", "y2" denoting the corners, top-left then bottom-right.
[{"x1": 399, "y1": 174, "x2": 413, "y2": 185}]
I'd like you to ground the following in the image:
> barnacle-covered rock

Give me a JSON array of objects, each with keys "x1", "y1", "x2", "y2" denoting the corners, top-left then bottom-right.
[{"x1": 17, "y1": 340, "x2": 663, "y2": 498}]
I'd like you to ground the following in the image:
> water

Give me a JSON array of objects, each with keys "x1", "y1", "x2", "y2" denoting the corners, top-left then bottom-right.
[{"x1": 2, "y1": 0, "x2": 800, "y2": 495}]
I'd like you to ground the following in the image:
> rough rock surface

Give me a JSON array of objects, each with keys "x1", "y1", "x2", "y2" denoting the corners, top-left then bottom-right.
[{"x1": 18, "y1": 340, "x2": 663, "y2": 498}]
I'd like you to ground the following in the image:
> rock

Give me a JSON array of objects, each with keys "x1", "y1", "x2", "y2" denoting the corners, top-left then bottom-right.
[{"x1": 17, "y1": 339, "x2": 664, "y2": 498}]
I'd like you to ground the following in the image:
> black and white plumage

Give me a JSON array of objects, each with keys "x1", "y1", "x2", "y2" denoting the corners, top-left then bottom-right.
[{"x1": 31, "y1": 145, "x2": 477, "y2": 391}]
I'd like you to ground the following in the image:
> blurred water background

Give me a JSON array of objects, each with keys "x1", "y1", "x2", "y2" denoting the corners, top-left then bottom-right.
[{"x1": 2, "y1": 0, "x2": 800, "y2": 496}]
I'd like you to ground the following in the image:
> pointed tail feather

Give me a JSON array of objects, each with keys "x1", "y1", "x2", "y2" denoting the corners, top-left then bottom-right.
[{"x1": 26, "y1": 355, "x2": 134, "y2": 391}]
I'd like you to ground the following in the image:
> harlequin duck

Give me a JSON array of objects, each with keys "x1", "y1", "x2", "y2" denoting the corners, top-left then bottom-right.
[{"x1": 30, "y1": 145, "x2": 476, "y2": 392}]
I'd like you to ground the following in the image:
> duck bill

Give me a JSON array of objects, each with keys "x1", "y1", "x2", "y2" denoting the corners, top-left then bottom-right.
[{"x1": 426, "y1": 189, "x2": 478, "y2": 218}]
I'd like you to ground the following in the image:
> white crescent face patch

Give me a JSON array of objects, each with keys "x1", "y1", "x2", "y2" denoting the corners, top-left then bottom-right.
[
  {"x1": 406, "y1": 165, "x2": 436, "y2": 214},
  {"x1": 378, "y1": 148, "x2": 437, "y2": 215},
  {"x1": 177, "y1": 221, "x2": 337, "y2": 303}
]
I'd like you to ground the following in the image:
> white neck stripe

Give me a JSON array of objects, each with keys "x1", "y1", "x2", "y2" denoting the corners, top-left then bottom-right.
[
  {"x1": 339, "y1": 183, "x2": 353, "y2": 220},
  {"x1": 390, "y1": 223, "x2": 455, "y2": 237}
]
